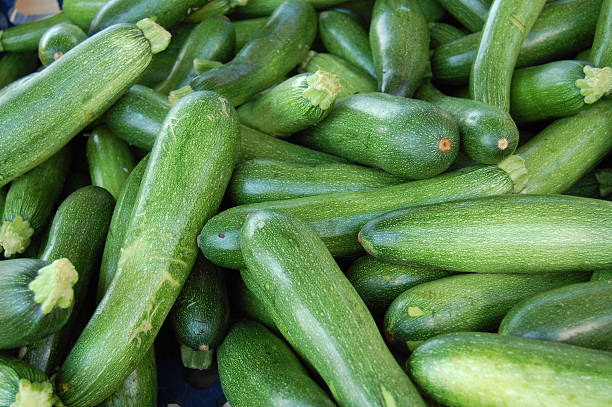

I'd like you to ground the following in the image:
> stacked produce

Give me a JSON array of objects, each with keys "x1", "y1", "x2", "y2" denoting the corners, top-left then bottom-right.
[{"x1": 0, "y1": 0, "x2": 611, "y2": 406}]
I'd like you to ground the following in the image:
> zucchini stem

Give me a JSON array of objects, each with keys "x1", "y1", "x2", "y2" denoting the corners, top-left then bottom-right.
[
  {"x1": 11, "y1": 379, "x2": 54, "y2": 407},
  {"x1": 180, "y1": 344, "x2": 214, "y2": 370},
  {"x1": 136, "y1": 18, "x2": 171, "y2": 55},
  {"x1": 303, "y1": 70, "x2": 342, "y2": 110},
  {"x1": 498, "y1": 154, "x2": 528, "y2": 193},
  {"x1": 28, "y1": 258, "x2": 78, "y2": 314},
  {"x1": 0, "y1": 216, "x2": 35, "y2": 258},
  {"x1": 168, "y1": 86, "x2": 194, "y2": 106},
  {"x1": 575, "y1": 66, "x2": 612, "y2": 104},
  {"x1": 193, "y1": 58, "x2": 223, "y2": 75}
]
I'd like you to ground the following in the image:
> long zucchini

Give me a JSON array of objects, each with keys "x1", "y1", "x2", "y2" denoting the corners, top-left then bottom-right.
[
  {"x1": 230, "y1": 277, "x2": 277, "y2": 331},
  {"x1": 436, "y1": 0, "x2": 488, "y2": 32},
  {"x1": 0, "y1": 355, "x2": 56, "y2": 407},
  {"x1": 591, "y1": 0, "x2": 612, "y2": 67},
  {"x1": 0, "y1": 12, "x2": 70, "y2": 52},
  {"x1": 0, "y1": 52, "x2": 39, "y2": 90},
  {"x1": 63, "y1": 0, "x2": 110, "y2": 30}
]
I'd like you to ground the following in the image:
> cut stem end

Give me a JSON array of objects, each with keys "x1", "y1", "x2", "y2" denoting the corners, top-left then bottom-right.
[
  {"x1": 136, "y1": 18, "x2": 171, "y2": 54},
  {"x1": 303, "y1": 70, "x2": 342, "y2": 110},
  {"x1": 168, "y1": 86, "x2": 194, "y2": 106},
  {"x1": 28, "y1": 258, "x2": 78, "y2": 314},
  {"x1": 11, "y1": 379, "x2": 54, "y2": 407},
  {"x1": 181, "y1": 344, "x2": 214, "y2": 370},
  {"x1": 576, "y1": 65, "x2": 612, "y2": 104},
  {"x1": 498, "y1": 154, "x2": 528, "y2": 193},
  {"x1": 0, "y1": 216, "x2": 34, "y2": 258}
]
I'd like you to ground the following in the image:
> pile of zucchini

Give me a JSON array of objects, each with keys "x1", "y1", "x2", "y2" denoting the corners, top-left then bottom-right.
[{"x1": 0, "y1": 0, "x2": 611, "y2": 406}]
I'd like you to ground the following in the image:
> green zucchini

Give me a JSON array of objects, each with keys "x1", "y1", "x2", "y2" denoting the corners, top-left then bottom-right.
[
  {"x1": 186, "y1": 0, "x2": 248, "y2": 22},
  {"x1": 370, "y1": 0, "x2": 429, "y2": 97},
  {"x1": 190, "y1": 0, "x2": 316, "y2": 106},
  {"x1": 296, "y1": 92, "x2": 459, "y2": 179},
  {"x1": 0, "y1": 52, "x2": 39, "y2": 90},
  {"x1": 237, "y1": 71, "x2": 342, "y2": 137},
  {"x1": 499, "y1": 280, "x2": 612, "y2": 351},
  {"x1": 429, "y1": 22, "x2": 466, "y2": 48},
  {"x1": 218, "y1": 320, "x2": 336, "y2": 407},
  {"x1": 234, "y1": 0, "x2": 346, "y2": 16},
  {"x1": 0, "y1": 355, "x2": 56, "y2": 407},
  {"x1": 597, "y1": 168, "x2": 612, "y2": 198},
  {"x1": 171, "y1": 256, "x2": 230, "y2": 370},
  {"x1": 0, "y1": 12, "x2": 70, "y2": 52},
  {"x1": 510, "y1": 60, "x2": 612, "y2": 123},
  {"x1": 155, "y1": 15, "x2": 235, "y2": 95},
  {"x1": 233, "y1": 17, "x2": 268, "y2": 51},
  {"x1": 592, "y1": 270, "x2": 612, "y2": 281},
  {"x1": 58, "y1": 91, "x2": 239, "y2": 407},
  {"x1": 38, "y1": 23, "x2": 87, "y2": 66},
  {"x1": 0, "y1": 19, "x2": 169, "y2": 189},
  {"x1": 0, "y1": 189, "x2": 5, "y2": 220},
  {"x1": 565, "y1": 171, "x2": 601, "y2": 198},
  {"x1": 1, "y1": 147, "x2": 71, "y2": 258},
  {"x1": 200, "y1": 165, "x2": 513, "y2": 269},
  {"x1": 432, "y1": 0, "x2": 602, "y2": 85},
  {"x1": 345, "y1": 256, "x2": 451, "y2": 317},
  {"x1": 230, "y1": 277, "x2": 277, "y2": 331},
  {"x1": 591, "y1": 0, "x2": 612, "y2": 67},
  {"x1": 416, "y1": 80, "x2": 518, "y2": 164},
  {"x1": 86, "y1": 127, "x2": 135, "y2": 200},
  {"x1": 359, "y1": 194, "x2": 612, "y2": 274},
  {"x1": 409, "y1": 332, "x2": 612, "y2": 407},
  {"x1": 241, "y1": 210, "x2": 425, "y2": 407},
  {"x1": 385, "y1": 272, "x2": 590, "y2": 353},
  {"x1": 319, "y1": 10, "x2": 375, "y2": 78},
  {"x1": 437, "y1": 0, "x2": 487, "y2": 32},
  {"x1": 63, "y1": 0, "x2": 110, "y2": 30},
  {"x1": 416, "y1": 0, "x2": 445, "y2": 22}
]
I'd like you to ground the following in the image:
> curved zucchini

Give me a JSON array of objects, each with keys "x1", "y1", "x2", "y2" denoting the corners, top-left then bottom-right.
[
  {"x1": 385, "y1": 272, "x2": 589, "y2": 353},
  {"x1": 0, "y1": 52, "x2": 39, "y2": 90},
  {"x1": 429, "y1": 22, "x2": 466, "y2": 48},
  {"x1": 409, "y1": 332, "x2": 612, "y2": 407},
  {"x1": 234, "y1": 0, "x2": 346, "y2": 16},
  {"x1": 591, "y1": 0, "x2": 612, "y2": 67},
  {"x1": 370, "y1": 0, "x2": 429, "y2": 97},
  {"x1": 63, "y1": 0, "x2": 110, "y2": 30},
  {"x1": 241, "y1": 210, "x2": 425, "y2": 407},
  {"x1": 38, "y1": 23, "x2": 87, "y2": 66},
  {"x1": 499, "y1": 280, "x2": 612, "y2": 351},
  {"x1": 233, "y1": 17, "x2": 268, "y2": 51},
  {"x1": 436, "y1": 0, "x2": 488, "y2": 32},
  {"x1": 58, "y1": 91, "x2": 240, "y2": 407},
  {"x1": 230, "y1": 277, "x2": 277, "y2": 331},
  {"x1": 0, "y1": 355, "x2": 55, "y2": 407},
  {"x1": 0, "y1": 12, "x2": 70, "y2": 52},
  {"x1": 359, "y1": 194, "x2": 612, "y2": 274},
  {"x1": 296, "y1": 92, "x2": 459, "y2": 179}
]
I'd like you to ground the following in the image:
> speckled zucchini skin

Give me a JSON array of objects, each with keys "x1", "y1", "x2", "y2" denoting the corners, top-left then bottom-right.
[
  {"x1": 436, "y1": 0, "x2": 488, "y2": 32},
  {"x1": 429, "y1": 22, "x2": 466, "y2": 47},
  {"x1": 241, "y1": 210, "x2": 425, "y2": 407},
  {"x1": 591, "y1": 0, "x2": 612, "y2": 67},
  {"x1": 233, "y1": 17, "x2": 268, "y2": 51},
  {"x1": 499, "y1": 280, "x2": 612, "y2": 351},
  {"x1": 359, "y1": 194, "x2": 612, "y2": 273},
  {"x1": 0, "y1": 12, "x2": 71, "y2": 52},
  {"x1": 409, "y1": 332, "x2": 612, "y2": 407},
  {"x1": 63, "y1": 0, "x2": 110, "y2": 30},
  {"x1": 38, "y1": 23, "x2": 87, "y2": 66},
  {"x1": 0, "y1": 52, "x2": 39, "y2": 90},
  {"x1": 218, "y1": 320, "x2": 336, "y2": 407}
]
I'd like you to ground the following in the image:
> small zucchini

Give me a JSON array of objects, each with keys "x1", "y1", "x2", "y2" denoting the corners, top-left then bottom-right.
[
  {"x1": 0, "y1": 52, "x2": 39, "y2": 90},
  {"x1": 591, "y1": 0, "x2": 612, "y2": 67},
  {"x1": 233, "y1": 17, "x2": 268, "y2": 51},
  {"x1": 63, "y1": 0, "x2": 110, "y2": 30},
  {"x1": 429, "y1": 22, "x2": 466, "y2": 48},
  {"x1": 0, "y1": 355, "x2": 56, "y2": 407},
  {"x1": 0, "y1": 12, "x2": 70, "y2": 52},
  {"x1": 436, "y1": 0, "x2": 488, "y2": 32},
  {"x1": 38, "y1": 23, "x2": 87, "y2": 66}
]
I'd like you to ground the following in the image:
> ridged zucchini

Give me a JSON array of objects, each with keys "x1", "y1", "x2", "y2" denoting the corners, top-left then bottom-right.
[
  {"x1": 63, "y1": 0, "x2": 109, "y2": 30},
  {"x1": 38, "y1": 23, "x2": 87, "y2": 66},
  {"x1": 436, "y1": 0, "x2": 488, "y2": 32},
  {"x1": 0, "y1": 12, "x2": 70, "y2": 52},
  {"x1": 429, "y1": 22, "x2": 466, "y2": 48},
  {"x1": 0, "y1": 52, "x2": 39, "y2": 90},
  {"x1": 591, "y1": 0, "x2": 612, "y2": 67},
  {"x1": 0, "y1": 355, "x2": 56, "y2": 407}
]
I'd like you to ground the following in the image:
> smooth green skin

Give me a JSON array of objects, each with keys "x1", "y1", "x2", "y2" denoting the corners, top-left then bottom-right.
[
  {"x1": 0, "y1": 259, "x2": 72, "y2": 350},
  {"x1": 385, "y1": 272, "x2": 589, "y2": 354},
  {"x1": 235, "y1": 0, "x2": 346, "y2": 16},
  {"x1": 432, "y1": 0, "x2": 602, "y2": 85},
  {"x1": 416, "y1": 81, "x2": 518, "y2": 164},
  {"x1": 409, "y1": 332, "x2": 612, "y2": 407},
  {"x1": 469, "y1": 0, "x2": 547, "y2": 111},
  {"x1": 241, "y1": 210, "x2": 425, "y2": 407},
  {"x1": 345, "y1": 256, "x2": 452, "y2": 317},
  {"x1": 296, "y1": 92, "x2": 459, "y2": 179},
  {"x1": 591, "y1": 0, "x2": 612, "y2": 67},
  {"x1": 499, "y1": 280, "x2": 612, "y2": 351},
  {"x1": 360, "y1": 194, "x2": 612, "y2": 274},
  {"x1": 429, "y1": 22, "x2": 466, "y2": 48},
  {"x1": 416, "y1": 0, "x2": 445, "y2": 22},
  {"x1": 38, "y1": 23, "x2": 87, "y2": 66},
  {"x1": 191, "y1": 0, "x2": 316, "y2": 106},
  {"x1": 230, "y1": 277, "x2": 277, "y2": 331},
  {"x1": 592, "y1": 270, "x2": 612, "y2": 281},
  {"x1": 63, "y1": 0, "x2": 110, "y2": 30},
  {"x1": 0, "y1": 24, "x2": 155, "y2": 189},
  {"x1": 86, "y1": 127, "x2": 135, "y2": 200},
  {"x1": 218, "y1": 320, "x2": 336, "y2": 407},
  {"x1": 58, "y1": 91, "x2": 239, "y2": 407},
  {"x1": 200, "y1": 165, "x2": 513, "y2": 268},
  {"x1": 0, "y1": 355, "x2": 50, "y2": 406},
  {"x1": 229, "y1": 159, "x2": 404, "y2": 204},
  {"x1": 319, "y1": 10, "x2": 375, "y2": 78},
  {"x1": 156, "y1": 15, "x2": 235, "y2": 95},
  {"x1": 437, "y1": 0, "x2": 488, "y2": 31},
  {"x1": 510, "y1": 60, "x2": 589, "y2": 123},
  {"x1": 233, "y1": 17, "x2": 268, "y2": 51},
  {"x1": 0, "y1": 52, "x2": 39, "y2": 90},
  {"x1": 0, "y1": 12, "x2": 70, "y2": 52},
  {"x1": 370, "y1": 0, "x2": 429, "y2": 97},
  {"x1": 564, "y1": 171, "x2": 601, "y2": 198},
  {"x1": 22, "y1": 186, "x2": 114, "y2": 374},
  {"x1": 516, "y1": 99, "x2": 612, "y2": 194}
]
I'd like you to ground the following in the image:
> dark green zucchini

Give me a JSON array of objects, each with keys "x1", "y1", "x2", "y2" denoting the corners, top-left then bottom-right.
[
  {"x1": 565, "y1": 171, "x2": 602, "y2": 198},
  {"x1": 0, "y1": 189, "x2": 5, "y2": 220},
  {"x1": 416, "y1": 0, "x2": 445, "y2": 22},
  {"x1": 0, "y1": 12, "x2": 70, "y2": 52},
  {"x1": 592, "y1": 269, "x2": 612, "y2": 281},
  {"x1": 436, "y1": 0, "x2": 488, "y2": 32},
  {"x1": 296, "y1": 92, "x2": 459, "y2": 179},
  {"x1": 38, "y1": 23, "x2": 87, "y2": 66},
  {"x1": 63, "y1": 0, "x2": 109, "y2": 30},
  {"x1": 359, "y1": 194, "x2": 612, "y2": 274},
  {"x1": 370, "y1": 0, "x2": 429, "y2": 97},
  {"x1": 0, "y1": 355, "x2": 56, "y2": 407},
  {"x1": 591, "y1": 0, "x2": 612, "y2": 67},
  {"x1": 597, "y1": 168, "x2": 612, "y2": 198},
  {"x1": 429, "y1": 22, "x2": 466, "y2": 48},
  {"x1": 230, "y1": 277, "x2": 277, "y2": 331},
  {"x1": 241, "y1": 210, "x2": 425, "y2": 406},
  {"x1": 186, "y1": 0, "x2": 248, "y2": 22},
  {"x1": 345, "y1": 256, "x2": 451, "y2": 317},
  {"x1": 193, "y1": 58, "x2": 223, "y2": 75},
  {"x1": 385, "y1": 272, "x2": 589, "y2": 353},
  {"x1": 1, "y1": 147, "x2": 71, "y2": 258},
  {"x1": 0, "y1": 52, "x2": 39, "y2": 90},
  {"x1": 233, "y1": 17, "x2": 268, "y2": 51},
  {"x1": 190, "y1": 0, "x2": 316, "y2": 106},
  {"x1": 234, "y1": 0, "x2": 347, "y2": 16}
]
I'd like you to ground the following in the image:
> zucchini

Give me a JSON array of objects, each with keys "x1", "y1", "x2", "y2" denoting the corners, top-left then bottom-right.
[
  {"x1": 0, "y1": 189, "x2": 5, "y2": 220},
  {"x1": 38, "y1": 23, "x2": 87, "y2": 66},
  {"x1": 190, "y1": 0, "x2": 317, "y2": 106},
  {"x1": 370, "y1": 0, "x2": 429, "y2": 97},
  {"x1": 296, "y1": 92, "x2": 459, "y2": 179},
  {"x1": 510, "y1": 60, "x2": 612, "y2": 123},
  {"x1": 429, "y1": 22, "x2": 466, "y2": 48},
  {"x1": 218, "y1": 320, "x2": 336, "y2": 407},
  {"x1": 86, "y1": 127, "x2": 135, "y2": 200},
  {"x1": 0, "y1": 19, "x2": 170, "y2": 189},
  {"x1": 591, "y1": 0, "x2": 612, "y2": 67},
  {"x1": 436, "y1": 0, "x2": 488, "y2": 32},
  {"x1": 597, "y1": 168, "x2": 612, "y2": 198},
  {"x1": 0, "y1": 355, "x2": 55, "y2": 407},
  {"x1": 0, "y1": 12, "x2": 70, "y2": 52},
  {"x1": 63, "y1": 0, "x2": 110, "y2": 30},
  {"x1": 432, "y1": 0, "x2": 602, "y2": 85},
  {"x1": 592, "y1": 270, "x2": 612, "y2": 281},
  {"x1": 0, "y1": 52, "x2": 39, "y2": 90},
  {"x1": 230, "y1": 277, "x2": 277, "y2": 331},
  {"x1": 229, "y1": 159, "x2": 403, "y2": 204},
  {"x1": 233, "y1": 17, "x2": 268, "y2": 51},
  {"x1": 237, "y1": 71, "x2": 342, "y2": 137},
  {"x1": 186, "y1": 0, "x2": 248, "y2": 22},
  {"x1": 359, "y1": 194, "x2": 612, "y2": 274},
  {"x1": 200, "y1": 165, "x2": 514, "y2": 269},
  {"x1": 409, "y1": 332, "x2": 612, "y2": 407},
  {"x1": 241, "y1": 210, "x2": 425, "y2": 407},
  {"x1": 319, "y1": 9, "x2": 375, "y2": 78},
  {"x1": 1, "y1": 147, "x2": 71, "y2": 258},
  {"x1": 416, "y1": 0, "x2": 445, "y2": 22},
  {"x1": 234, "y1": 0, "x2": 346, "y2": 16},
  {"x1": 499, "y1": 280, "x2": 612, "y2": 351},
  {"x1": 155, "y1": 15, "x2": 235, "y2": 95},
  {"x1": 565, "y1": 171, "x2": 601, "y2": 198},
  {"x1": 385, "y1": 272, "x2": 589, "y2": 353},
  {"x1": 416, "y1": 80, "x2": 518, "y2": 164},
  {"x1": 58, "y1": 91, "x2": 240, "y2": 407},
  {"x1": 346, "y1": 256, "x2": 451, "y2": 316}
]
